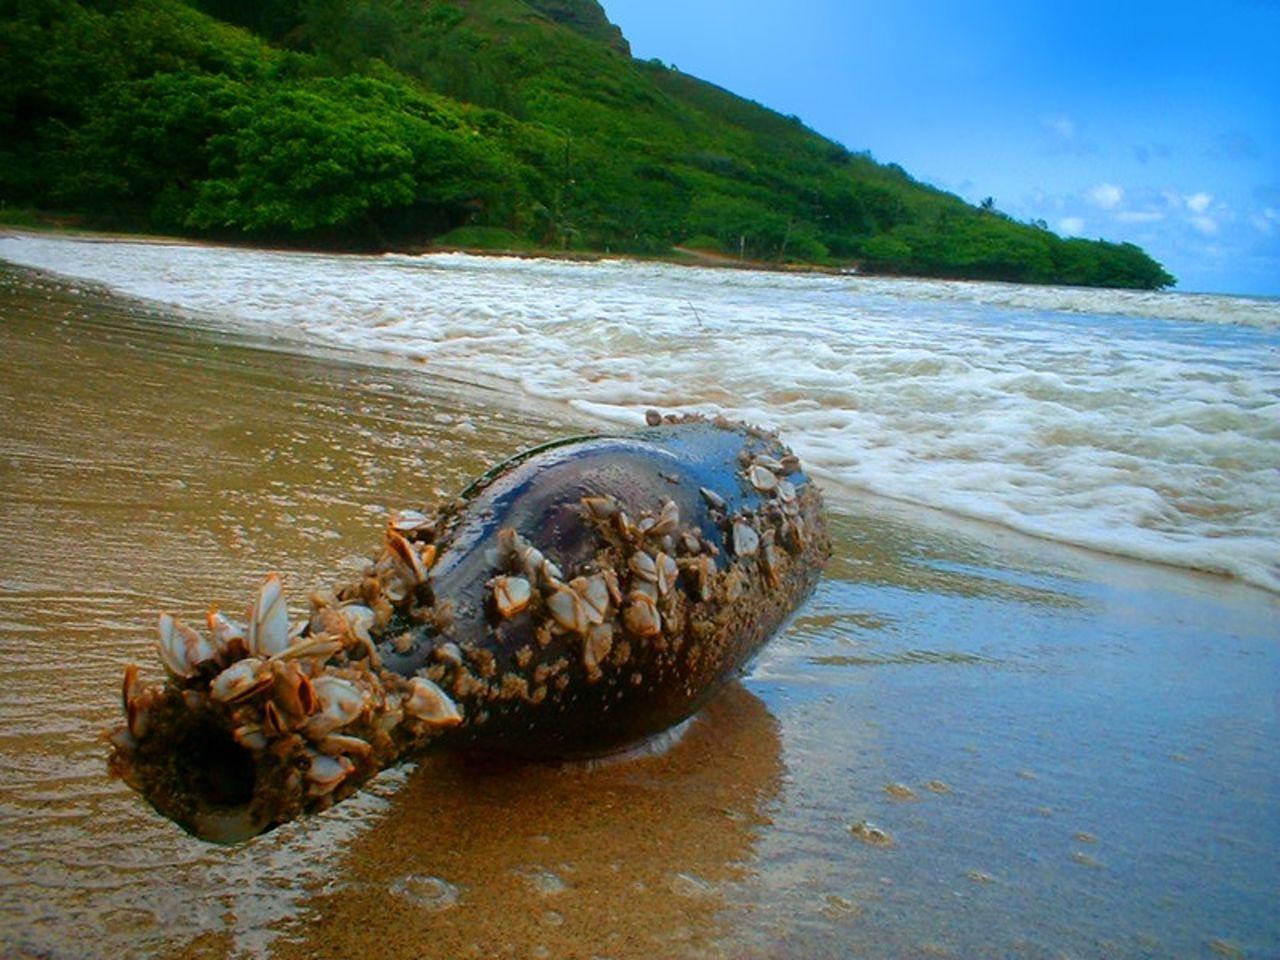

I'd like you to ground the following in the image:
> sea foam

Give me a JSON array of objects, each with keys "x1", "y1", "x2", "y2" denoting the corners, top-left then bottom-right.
[{"x1": 3, "y1": 235, "x2": 1277, "y2": 592}]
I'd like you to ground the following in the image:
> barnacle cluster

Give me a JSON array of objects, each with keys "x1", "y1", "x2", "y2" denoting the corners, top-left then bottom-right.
[{"x1": 109, "y1": 527, "x2": 465, "y2": 842}]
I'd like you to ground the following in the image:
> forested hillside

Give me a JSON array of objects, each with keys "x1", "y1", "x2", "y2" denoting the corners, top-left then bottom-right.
[{"x1": 0, "y1": 0, "x2": 1175, "y2": 288}]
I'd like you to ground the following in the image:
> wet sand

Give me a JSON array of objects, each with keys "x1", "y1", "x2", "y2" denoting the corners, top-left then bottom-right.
[{"x1": 0, "y1": 265, "x2": 1276, "y2": 960}]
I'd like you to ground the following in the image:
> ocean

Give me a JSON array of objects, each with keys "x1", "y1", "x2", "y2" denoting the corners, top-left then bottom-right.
[{"x1": 3, "y1": 234, "x2": 1276, "y2": 592}]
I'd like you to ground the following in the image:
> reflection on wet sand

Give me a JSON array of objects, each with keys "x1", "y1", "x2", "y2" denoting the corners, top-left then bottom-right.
[
  {"x1": 270, "y1": 683, "x2": 781, "y2": 960},
  {"x1": 822, "y1": 507, "x2": 1086, "y2": 608}
]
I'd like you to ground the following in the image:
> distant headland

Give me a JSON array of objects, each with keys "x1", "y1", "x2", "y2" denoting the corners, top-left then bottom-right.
[{"x1": 1, "y1": 0, "x2": 1175, "y2": 289}]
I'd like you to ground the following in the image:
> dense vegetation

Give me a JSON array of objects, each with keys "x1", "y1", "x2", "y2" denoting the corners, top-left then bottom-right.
[{"x1": 1, "y1": 0, "x2": 1175, "y2": 288}]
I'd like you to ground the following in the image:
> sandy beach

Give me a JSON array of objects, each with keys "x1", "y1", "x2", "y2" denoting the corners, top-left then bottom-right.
[{"x1": 0, "y1": 262, "x2": 1276, "y2": 960}]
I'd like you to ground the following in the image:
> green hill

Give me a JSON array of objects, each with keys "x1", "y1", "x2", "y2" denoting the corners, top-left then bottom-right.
[{"x1": 0, "y1": 0, "x2": 1175, "y2": 288}]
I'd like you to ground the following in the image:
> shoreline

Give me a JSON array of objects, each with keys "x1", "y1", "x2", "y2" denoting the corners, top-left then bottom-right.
[
  {"x1": 0, "y1": 219, "x2": 1195, "y2": 293},
  {"x1": 0, "y1": 219, "x2": 856, "y2": 276},
  {"x1": 8, "y1": 221, "x2": 1274, "y2": 302}
]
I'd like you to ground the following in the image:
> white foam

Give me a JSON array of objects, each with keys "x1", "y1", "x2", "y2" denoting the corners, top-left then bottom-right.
[{"x1": 4, "y1": 235, "x2": 1278, "y2": 592}]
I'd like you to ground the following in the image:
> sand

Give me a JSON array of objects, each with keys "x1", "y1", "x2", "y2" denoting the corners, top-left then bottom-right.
[{"x1": 0, "y1": 264, "x2": 1275, "y2": 960}]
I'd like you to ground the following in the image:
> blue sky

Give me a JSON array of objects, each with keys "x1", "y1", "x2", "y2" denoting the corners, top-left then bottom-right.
[{"x1": 604, "y1": 0, "x2": 1280, "y2": 295}]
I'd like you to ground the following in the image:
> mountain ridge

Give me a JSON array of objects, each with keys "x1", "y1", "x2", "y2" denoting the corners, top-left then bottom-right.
[{"x1": 525, "y1": 0, "x2": 629, "y2": 53}]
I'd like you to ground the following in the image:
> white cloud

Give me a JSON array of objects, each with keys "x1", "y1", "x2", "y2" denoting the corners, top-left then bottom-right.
[
  {"x1": 1059, "y1": 217, "x2": 1086, "y2": 235},
  {"x1": 1252, "y1": 207, "x2": 1279, "y2": 234},
  {"x1": 1086, "y1": 183, "x2": 1124, "y2": 210},
  {"x1": 1186, "y1": 192, "x2": 1213, "y2": 213},
  {"x1": 1042, "y1": 115, "x2": 1076, "y2": 141},
  {"x1": 1040, "y1": 115, "x2": 1096, "y2": 155},
  {"x1": 1191, "y1": 216, "x2": 1219, "y2": 235},
  {"x1": 1115, "y1": 210, "x2": 1165, "y2": 223}
]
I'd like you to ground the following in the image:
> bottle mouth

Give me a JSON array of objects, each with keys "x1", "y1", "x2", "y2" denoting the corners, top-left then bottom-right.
[
  {"x1": 174, "y1": 721, "x2": 257, "y2": 808},
  {"x1": 110, "y1": 705, "x2": 274, "y2": 845},
  {"x1": 169, "y1": 720, "x2": 269, "y2": 844}
]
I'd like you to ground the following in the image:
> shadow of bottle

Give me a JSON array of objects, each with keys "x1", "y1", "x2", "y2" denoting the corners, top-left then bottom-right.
[{"x1": 269, "y1": 681, "x2": 784, "y2": 960}]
